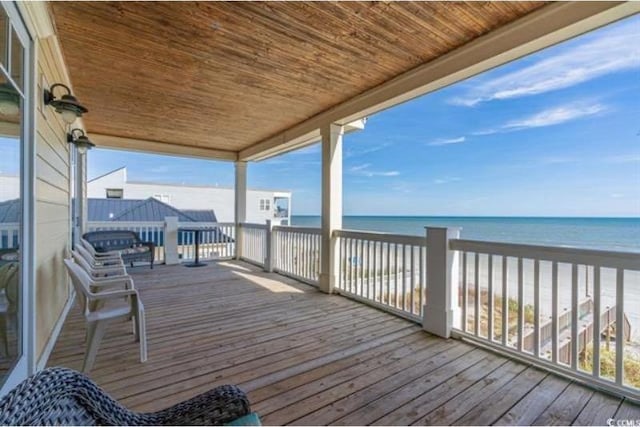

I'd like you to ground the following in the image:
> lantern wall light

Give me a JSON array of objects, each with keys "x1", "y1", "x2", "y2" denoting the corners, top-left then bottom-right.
[
  {"x1": 44, "y1": 83, "x2": 88, "y2": 124},
  {"x1": 67, "y1": 128, "x2": 95, "y2": 154}
]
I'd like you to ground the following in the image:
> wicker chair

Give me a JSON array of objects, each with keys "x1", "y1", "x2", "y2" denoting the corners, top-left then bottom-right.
[{"x1": 0, "y1": 367, "x2": 251, "y2": 425}]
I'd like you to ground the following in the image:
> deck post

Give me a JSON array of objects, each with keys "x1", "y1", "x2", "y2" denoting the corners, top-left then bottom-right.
[
  {"x1": 423, "y1": 227, "x2": 460, "y2": 338},
  {"x1": 319, "y1": 123, "x2": 343, "y2": 294},
  {"x1": 234, "y1": 161, "x2": 247, "y2": 260},
  {"x1": 76, "y1": 150, "x2": 88, "y2": 244},
  {"x1": 164, "y1": 216, "x2": 180, "y2": 265},
  {"x1": 264, "y1": 219, "x2": 274, "y2": 272}
]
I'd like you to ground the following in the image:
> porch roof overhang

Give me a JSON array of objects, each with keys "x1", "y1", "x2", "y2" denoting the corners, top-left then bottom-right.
[{"x1": 48, "y1": 1, "x2": 638, "y2": 162}]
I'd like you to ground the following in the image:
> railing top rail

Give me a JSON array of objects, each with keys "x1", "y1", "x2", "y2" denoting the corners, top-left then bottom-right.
[
  {"x1": 450, "y1": 238, "x2": 640, "y2": 270},
  {"x1": 273, "y1": 225, "x2": 322, "y2": 234},
  {"x1": 177, "y1": 221, "x2": 235, "y2": 228},
  {"x1": 334, "y1": 229, "x2": 425, "y2": 246},
  {"x1": 0, "y1": 222, "x2": 20, "y2": 228},
  {"x1": 239, "y1": 222, "x2": 268, "y2": 230},
  {"x1": 87, "y1": 221, "x2": 165, "y2": 227}
]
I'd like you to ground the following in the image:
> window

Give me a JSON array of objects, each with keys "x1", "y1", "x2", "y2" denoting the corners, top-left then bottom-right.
[
  {"x1": 106, "y1": 188, "x2": 123, "y2": 199},
  {"x1": 0, "y1": 1, "x2": 29, "y2": 390},
  {"x1": 259, "y1": 198, "x2": 271, "y2": 211}
]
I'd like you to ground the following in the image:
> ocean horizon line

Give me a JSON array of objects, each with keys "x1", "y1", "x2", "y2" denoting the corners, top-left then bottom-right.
[{"x1": 291, "y1": 214, "x2": 640, "y2": 220}]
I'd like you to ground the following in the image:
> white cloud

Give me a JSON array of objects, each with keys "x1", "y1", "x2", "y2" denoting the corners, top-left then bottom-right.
[
  {"x1": 428, "y1": 136, "x2": 466, "y2": 146},
  {"x1": 468, "y1": 102, "x2": 607, "y2": 137},
  {"x1": 147, "y1": 165, "x2": 170, "y2": 174},
  {"x1": 434, "y1": 177, "x2": 461, "y2": 185},
  {"x1": 470, "y1": 129, "x2": 499, "y2": 136},
  {"x1": 350, "y1": 163, "x2": 370, "y2": 172},
  {"x1": 539, "y1": 156, "x2": 580, "y2": 165},
  {"x1": 346, "y1": 142, "x2": 392, "y2": 158},
  {"x1": 605, "y1": 154, "x2": 640, "y2": 164},
  {"x1": 349, "y1": 163, "x2": 399, "y2": 178},
  {"x1": 502, "y1": 103, "x2": 606, "y2": 130},
  {"x1": 450, "y1": 19, "x2": 640, "y2": 106},
  {"x1": 610, "y1": 193, "x2": 625, "y2": 199}
]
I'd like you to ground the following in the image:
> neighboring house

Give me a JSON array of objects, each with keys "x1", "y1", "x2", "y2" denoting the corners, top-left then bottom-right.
[
  {"x1": 0, "y1": 199, "x2": 20, "y2": 223},
  {"x1": 87, "y1": 167, "x2": 291, "y2": 225},
  {"x1": 87, "y1": 197, "x2": 217, "y2": 223},
  {"x1": 0, "y1": 199, "x2": 20, "y2": 248},
  {"x1": 0, "y1": 174, "x2": 19, "y2": 202},
  {"x1": 86, "y1": 198, "x2": 232, "y2": 244}
]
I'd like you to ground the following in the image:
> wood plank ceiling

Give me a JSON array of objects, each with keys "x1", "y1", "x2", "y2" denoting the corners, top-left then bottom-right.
[{"x1": 50, "y1": 2, "x2": 545, "y2": 156}]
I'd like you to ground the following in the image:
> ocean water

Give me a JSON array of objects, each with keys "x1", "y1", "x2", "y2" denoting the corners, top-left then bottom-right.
[{"x1": 291, "y1": 216, "x2": 640, "y2": 253}]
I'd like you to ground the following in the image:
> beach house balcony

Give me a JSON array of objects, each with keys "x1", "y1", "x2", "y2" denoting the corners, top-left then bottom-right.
[
  {"x1": 48, "y1": 258, "x2": 640, "y2": 425},
  {"x1": 1, "y1": 1, "x2": 639, "y2": 424}
]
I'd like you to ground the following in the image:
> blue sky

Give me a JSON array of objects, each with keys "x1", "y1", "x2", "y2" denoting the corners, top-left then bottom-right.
[{"x1": 88, "y1": 15, "x2": 640, "y2": 217}]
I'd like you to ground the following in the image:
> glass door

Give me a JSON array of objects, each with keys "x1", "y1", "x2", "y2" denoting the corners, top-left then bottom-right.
[{"x1": 0, "y1": 2, "x2": 32, "y2": 394}]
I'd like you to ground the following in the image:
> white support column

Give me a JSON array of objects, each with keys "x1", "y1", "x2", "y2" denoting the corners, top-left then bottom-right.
[
  {"x1": 319, "y1": 123, "x2": 344, "y2": 294},
  {"x1": 164, "y1": 216, "x2": 180, "y2": 265},
  {"x1": 423, "y1": 227, "x2": 461, "y2": 338},
  {"x1": 234, "y1": 161, "x2": 247, "y2": 260}
]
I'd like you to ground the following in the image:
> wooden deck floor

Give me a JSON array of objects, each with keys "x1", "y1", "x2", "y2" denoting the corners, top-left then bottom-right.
[{"x1": 48, "y1": 261, "x2": 640, "y2": 425}]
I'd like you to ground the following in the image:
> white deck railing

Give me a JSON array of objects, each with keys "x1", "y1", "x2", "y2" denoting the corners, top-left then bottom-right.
[
  {"x1": 177, "y1": 222, "x2": 236, "y2": 261},
  {"x1": 238, "y1": 223, "x2": 267, "y2": 267},
  {"x1": 272, "y1": 225, "x2": 322, "y2": 286},
  {"x1": 87, "y1": 220, "x2": 236, "y2": 263},
  {"x1": 449, "y1": 238, "x2": 640, "y2": 400},
  {"x1": 334, "y1": 229, "x2": 426, "y2": 323},
  {"x1": 0, "y1": 223, "x2": 19, "y2": 250},
  {"x1": 87, "y1": 221, "x2": 166, "y2": 262}
]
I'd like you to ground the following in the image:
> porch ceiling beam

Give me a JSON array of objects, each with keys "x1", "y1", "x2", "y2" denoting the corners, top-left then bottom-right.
[
  {"x1": 239, "y1": 1, "x2": 638, "y2": 162},
  {"x1": 241, "y1": 119, "x2": 366, "y2": 162},
  {"x1": 90, "y1": 134, "x2": 238, "y2": 162}
]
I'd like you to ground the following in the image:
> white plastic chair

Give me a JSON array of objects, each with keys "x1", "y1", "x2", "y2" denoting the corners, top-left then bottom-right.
[
  {"x1": 70, "y1": 251, "x2": 134, "y2": 310},
  {"x1": 80, "y1": 238, "x2": 123, "y2": 265},
  {"x1": 74, "y1": 246, "x2": 128, "y2": 280},
  {"x1": 63, "y1": 259, "x2": 147, "y2": 373}
]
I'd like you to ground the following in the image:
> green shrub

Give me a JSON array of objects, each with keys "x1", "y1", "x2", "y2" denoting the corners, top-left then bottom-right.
[{"x1": 581, "y1": 346, "x2": 640, "y2": 388}]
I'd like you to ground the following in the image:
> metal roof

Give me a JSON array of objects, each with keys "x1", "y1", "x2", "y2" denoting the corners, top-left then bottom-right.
[
  {"x1": 182, "y1": 210, "x2": 218, "y2": 222},
  {"x1": 0, "y1": 199, "x2": 20, "y2": 223},
  {"x1": 88, "y1": 198, "x2": 217, "y2": 223}
]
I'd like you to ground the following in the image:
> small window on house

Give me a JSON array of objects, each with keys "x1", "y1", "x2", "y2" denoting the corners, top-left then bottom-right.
[
  {"x1": 259, "y1": 199, "x2": 271, "y2": 211},
  {"x1": 106, "y1": 188, "x2": 123, "y2": 199}
]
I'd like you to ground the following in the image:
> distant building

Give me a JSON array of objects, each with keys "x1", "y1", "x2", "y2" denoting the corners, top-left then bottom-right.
[
  {"x1": 87, "y1": 167, "x2": 291, "y2": 224},
  {"x1": 87, "y1": 197, "x2": 218, "y2": 223},
  {"x1": 0, "y1": 174, "x2": 19, "y2": 202}
]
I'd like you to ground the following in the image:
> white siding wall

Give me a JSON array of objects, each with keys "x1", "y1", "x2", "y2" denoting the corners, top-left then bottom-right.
[{"x1": 33, "y1": 36, "x2": 74, "y2": 362}]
